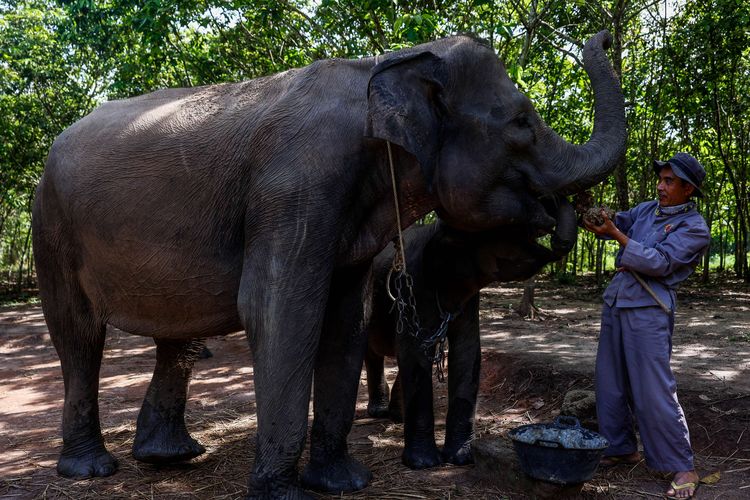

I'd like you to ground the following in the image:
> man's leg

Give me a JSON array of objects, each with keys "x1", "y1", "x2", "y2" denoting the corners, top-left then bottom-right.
[
  {"x1": 595, "y1": 304, "x2": 639, "y2": 457},
  {"x1": 620, "y1": 307, "x2": 697, "y2": 498}
]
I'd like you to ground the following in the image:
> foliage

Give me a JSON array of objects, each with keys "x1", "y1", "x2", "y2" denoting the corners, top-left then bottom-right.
[{"x1": 1, "y1": 0, "x2": 749, "y2": 292}]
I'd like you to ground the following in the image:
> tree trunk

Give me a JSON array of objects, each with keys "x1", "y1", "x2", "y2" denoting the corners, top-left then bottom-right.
[
  {"x1": 744, "y1": 204, "x2": 749, "y2": 281},
  {"x1": 701, "y1": 217, "x2": 712, "y2": 283},
  {"x1": 735, "y1": 214, "x2": 741, "y2": 277},
  {"x1": 595, "y1": 239, "x2": 605, "y2": 289},
  {"x1": 5, "y1": 217, "x2": 20, "y2": 284},
  {"x1": 15, "y1": 222, "x2": 32, "y2": 292},
  {"x1": 515, "y1": 277, "x2": 539, "y2": 319}
]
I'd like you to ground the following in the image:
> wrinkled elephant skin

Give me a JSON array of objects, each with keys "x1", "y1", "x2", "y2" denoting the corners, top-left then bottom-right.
[
  {"x1": 365, "y1": 198, "x2": 577, "y2": 469},
  {"x1": 33, "y1": 32, "x2": 624, "y2": 499}
]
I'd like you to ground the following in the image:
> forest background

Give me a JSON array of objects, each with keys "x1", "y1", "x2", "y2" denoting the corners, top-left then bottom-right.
[{"x1": 1, "y1": 0, "x2": 749, "y2": 299}]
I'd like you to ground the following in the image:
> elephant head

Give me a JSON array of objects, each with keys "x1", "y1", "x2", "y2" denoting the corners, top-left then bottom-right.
[
  {"x1": 366, "y1": 31, "x2": 625, "y2": 231},
  {"x1": 421, "y1": 196, "x2": 577, "y2": 297}
]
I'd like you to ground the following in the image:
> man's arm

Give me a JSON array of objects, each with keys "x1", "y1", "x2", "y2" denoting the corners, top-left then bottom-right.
[
  {"x1": 583, "y1": 209, "x2": 630, "y2": 247},
  {"x1": 619, "y1": 223, "x2": 710, "y2": 277}
]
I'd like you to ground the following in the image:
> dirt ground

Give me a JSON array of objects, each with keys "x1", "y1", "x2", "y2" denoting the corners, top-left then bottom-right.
[{"x1": 1, "y1": 275, "x2": 749, "y2": 499}]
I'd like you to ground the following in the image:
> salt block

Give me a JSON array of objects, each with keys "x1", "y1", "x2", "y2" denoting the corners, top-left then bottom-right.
[
  {"x1": 561, "y1": 390, "x2": 598, "y2": 430},
  {"x1": 472, "y1": 436, "x2": 585, "y2": 498}
]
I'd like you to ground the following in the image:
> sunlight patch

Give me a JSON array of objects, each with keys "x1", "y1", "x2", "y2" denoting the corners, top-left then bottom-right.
[{"x1": 547, "y1": 308, "x2": 579, "y2": 315}]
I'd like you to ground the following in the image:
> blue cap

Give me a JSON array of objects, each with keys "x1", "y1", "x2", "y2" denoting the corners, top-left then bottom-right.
[{"x1": 653, "y1": 152, "x2": 706, "y2": 198}]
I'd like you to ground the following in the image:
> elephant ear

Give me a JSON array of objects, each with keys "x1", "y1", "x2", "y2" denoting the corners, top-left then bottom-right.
[{"x1": 366, "y1": 51, "x2": 447, "y2": 188}]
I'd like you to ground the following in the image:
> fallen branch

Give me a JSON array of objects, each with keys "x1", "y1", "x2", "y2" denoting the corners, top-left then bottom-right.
[
  {"x1": 725, "y1": 465, "x2": 750, "y2": 473},
  {"x1": 708, "y1": 394, "x2": 750, "y2": 405}
]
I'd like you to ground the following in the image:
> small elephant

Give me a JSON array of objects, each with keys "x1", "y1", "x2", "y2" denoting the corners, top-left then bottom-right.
[
  {"x1": 365, "y1": 197, "x2": 577, "y2": 469},
  {"x1": 33, "y1": 32, "x2": 624, "y2": 498}
]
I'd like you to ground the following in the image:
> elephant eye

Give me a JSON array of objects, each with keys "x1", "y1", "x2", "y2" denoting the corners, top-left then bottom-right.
[
  {"x1": 504, "y1": 112, "x2": 536, "y2": 148},
  {"x1": 513, "y1": 114, "x2": 531, "y2": 128}
]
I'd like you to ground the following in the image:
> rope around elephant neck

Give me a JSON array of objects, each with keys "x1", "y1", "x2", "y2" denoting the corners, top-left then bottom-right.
[
  {"x1": 375, "y1": 54, "x2": 453, "y2": 380},
  {"x1": 387, "y1": 141, "x2": 408, "y2": 272},
  {"x1": 384, "y1": 139, "x2": 419, "y2": 335},
  {"x1": 374, "y1": 53, "x2": 408, "y2": 272},
  {"x1": 384, "y1": 138, "x2": 453, "y2": 382}
]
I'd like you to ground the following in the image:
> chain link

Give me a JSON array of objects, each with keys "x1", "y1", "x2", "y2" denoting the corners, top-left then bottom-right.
[
  {"x1": 388, "y1": 249, "x2": 454, "y2": 382},
  {"x1": 383, "y1": 138, "x2": 454, "y2": 382}
]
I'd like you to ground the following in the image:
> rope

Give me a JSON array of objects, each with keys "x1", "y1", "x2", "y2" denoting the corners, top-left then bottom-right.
[
  {"x1": 387, "y1": 141, "x2": 408, "y2": 272},
  {"x1": 376, "y1": 51, "x2": 453, "y2": 382}
]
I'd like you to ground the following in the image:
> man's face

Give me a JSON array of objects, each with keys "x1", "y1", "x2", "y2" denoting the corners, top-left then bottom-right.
[{"x1": 657, "y1": 165, "x2": 694, "y2": 207}]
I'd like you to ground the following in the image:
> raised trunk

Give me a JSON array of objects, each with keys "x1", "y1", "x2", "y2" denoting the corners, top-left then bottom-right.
[{"x1": 531, "y1": 31, "x2": 627, "y2": 196}]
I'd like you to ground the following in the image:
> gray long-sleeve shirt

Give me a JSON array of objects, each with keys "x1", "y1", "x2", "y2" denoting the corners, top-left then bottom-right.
[{"x1": 602, "y1": 200, "x2": 710, "y2": 310}]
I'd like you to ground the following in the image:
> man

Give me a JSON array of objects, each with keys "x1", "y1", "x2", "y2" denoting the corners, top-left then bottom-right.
[{"x1": 583, "y1": 152, "x2": 710, "y2": 499}]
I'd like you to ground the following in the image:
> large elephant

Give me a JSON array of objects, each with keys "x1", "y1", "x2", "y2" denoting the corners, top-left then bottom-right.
[
  {"x1": 365, "y1": 197, "x2": 576, "y2": 470},
  {"x1": 32, "y1": 31, "x2": 624, "y2": 498}
]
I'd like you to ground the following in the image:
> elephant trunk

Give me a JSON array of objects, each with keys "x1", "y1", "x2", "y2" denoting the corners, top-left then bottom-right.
[
  {"x1": 549, "y1": 197, "x2": 577, "y2": 257},
  {"x1": 532, "y1": 31, "x2": 627, "y2": 196}
]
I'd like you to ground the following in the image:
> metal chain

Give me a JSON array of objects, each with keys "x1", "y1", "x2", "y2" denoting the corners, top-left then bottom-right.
[
  {"x1": 390, "y1": 266, "x2": 421, "y2": 337},
  {"x1": 433, "y1": 337, "x2": 448, "y2": 383},
  {"x1": 384, "y1": 138, "x2": 455, "y2": 381},
  {"x1": 388, "y1": 253, "x2": 454, "y2": 382}
]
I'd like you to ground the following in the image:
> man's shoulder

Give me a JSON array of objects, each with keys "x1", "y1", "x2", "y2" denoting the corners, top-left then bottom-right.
[
  {"x1": 671, "y1": 210, "x2": 710, "y2": 247},
  {"x1": 631, "y1": 200, "x2": 658, "y2": 217},
  {"x1": 683, "y1": 210, "x2": 709, "y2": 233}
]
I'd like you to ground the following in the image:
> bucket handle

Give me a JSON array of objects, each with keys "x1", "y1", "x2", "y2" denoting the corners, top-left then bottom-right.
[{"x1": 554, "y1": 415, "x2": 581, "y2": 429}]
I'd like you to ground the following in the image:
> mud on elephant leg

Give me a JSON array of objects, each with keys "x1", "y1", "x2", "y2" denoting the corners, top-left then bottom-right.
[
  {"x1": 364, "y1": 349, "x2": 390, "y2": 418},
  {"x1": 132, "y1": 338, "x2": 206, "y2": 463},
  {"x1": 37, "y1": 256, "x2": 116, "y2": 479},
  {"x1": 387, "y1": 372, "x2": 404, "y2": 423},
  {"x1": 398, "y1": 338, "x2": 442, "y2": 469},
  {"x1": 241, "y1": 236, "x2": 343, "y2": 499},
  {"x1": 55, "y1": 318, "x2": 115, "y2": 478},
  {"x1": 442, "y1": 295, "x2": 481, "y2": 465},
  {"x1": 302, "y1": 264, "x2": 373, "y2": 493}
]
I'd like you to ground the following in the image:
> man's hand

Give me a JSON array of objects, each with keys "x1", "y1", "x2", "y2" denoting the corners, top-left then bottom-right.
[
  {"x1": 583, "y1": 209, "x2": 630, "y2": 247},
  {"x1": 583, "y1": 209, "x2": 616, "y2": 235}
]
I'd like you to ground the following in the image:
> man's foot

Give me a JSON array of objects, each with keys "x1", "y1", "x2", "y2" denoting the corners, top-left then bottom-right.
[
  {"x1": 665, "y1": 470, "x2": 699, "y2": 499},
  {"x1": 599, "y1": 451, "x2": 642, "y2": 468}
]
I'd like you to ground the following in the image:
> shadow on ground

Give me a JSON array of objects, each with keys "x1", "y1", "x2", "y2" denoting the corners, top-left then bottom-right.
[{"x1": 1, "y1": 276, "x2": 749, "y2": 498}]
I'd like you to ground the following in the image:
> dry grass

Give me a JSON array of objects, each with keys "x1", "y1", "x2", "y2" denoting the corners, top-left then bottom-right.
[{"x1": 2, "y1": 277, "x2": 749, "y2": 498}]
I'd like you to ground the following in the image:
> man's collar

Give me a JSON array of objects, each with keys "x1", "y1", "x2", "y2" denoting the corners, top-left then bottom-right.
[{"x1": 655, "y1": 201, "x2": 695, "y2": 217}]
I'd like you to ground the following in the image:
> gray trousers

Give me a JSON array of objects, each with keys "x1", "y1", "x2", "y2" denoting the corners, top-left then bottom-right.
[{"x1": 595, "y1": 304, "x2": 693, "y2": 471}]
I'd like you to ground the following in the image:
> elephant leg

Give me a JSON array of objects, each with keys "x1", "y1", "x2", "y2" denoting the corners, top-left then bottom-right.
[
  {"x1": 398, "y1": 339, "x2": 441, "y2": 469},
  {"x1": 387, "y1": 371, "x2": 404, "y2": 422},
  {"x1": 36, "y1": 255, "x2": 114, "y2": 478},
  {"x1": 132, "y1": 338, "x2": 205, "y2": 463},
  {"x1": 364, "y1": 347, "x2": 390, "y2": 418},
  {"x1": 301, "y1": 264, "x2": 373, "y2": 493},
  {"x1": 442, "y1": 294, "x2": 481, "y2": 465},
  {"x1": 241, "y1": 241, "x2": 334, "y2": 500}
]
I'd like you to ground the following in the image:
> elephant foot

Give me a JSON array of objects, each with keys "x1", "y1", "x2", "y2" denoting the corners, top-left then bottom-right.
[
  {"x1": 367, "y1": 401, "x2": 390, "y2": 418},
  {"x1": 57, "y1": 444, "x2": 118, "y2": 478},
  {"x1": 388, "y1": 407, "x2": 403, "y2": 423},
  {"x1": 442, "y1": 442, "x2": 474, "y2": 465},
  {"x1": 133, "y1": 428, "x2": 205, "y2": 464},
  {"x1": 387, "y1": 399, "x2": 404, "y2": 423},
  {"x1": 402, "y1": 442, "x2": 442, "y2": 469},
  {"x1": 245, "y1": 481, "x2": 312, "y2": 500},
  {"x1": 301, "y1": 455, "x2": 372, "y2": 493},
  {"x1": 133, "y1": 405, "x2": 205, "y2": 463}
]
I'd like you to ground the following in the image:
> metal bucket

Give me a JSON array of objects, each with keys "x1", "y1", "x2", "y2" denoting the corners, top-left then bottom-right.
[{"x1": 508, "y1": 416, "x2": 609, "y2": 485}]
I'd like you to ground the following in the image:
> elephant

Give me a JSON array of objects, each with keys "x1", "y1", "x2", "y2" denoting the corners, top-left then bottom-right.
[
  {"x1": 32, "y1": 31, "x2": 625, "y2": 499},
  {"x1": 364, "y1": 197, "x2": 577, "y2": 470}
]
